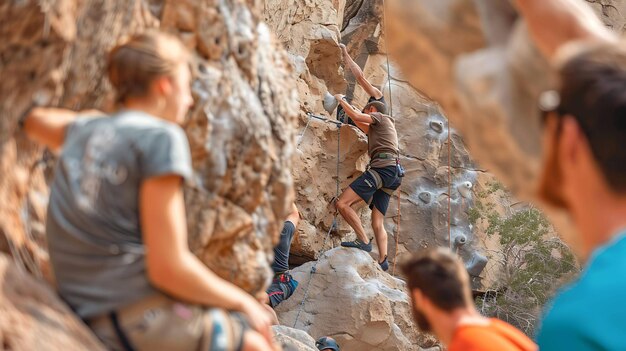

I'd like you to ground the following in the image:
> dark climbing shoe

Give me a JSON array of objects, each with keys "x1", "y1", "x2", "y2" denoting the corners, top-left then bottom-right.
[
  {"x1": 267, "y1": 271, "x2": 299, "y2": 308},
  {"x1": 379, "y1": 256, "x2": 389, "y2": 272},
  {"x1": 341, "y1": 238, "x2": 372, "y2": 252}
]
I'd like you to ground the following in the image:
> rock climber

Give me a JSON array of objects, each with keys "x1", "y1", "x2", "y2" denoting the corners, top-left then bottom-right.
[
  {"x1": 315, "y1": 337, "x2": 340, "y2": 351},
  {"x1": 266, "y1": 203, "x2": 300, "y2": 308},
  {"x1": 513, "y1": 0, "x2": 626, "y2": 349},
  {"x1": 332, "y1": 92, "x2": 403, "y2": 271},
  {"x1": 401, "y1": 248, "x2": 537, "y2": 351},
  {"x1": 335, "y1": 43, "x2": 386, "y2": 128},
  {"x1": 20, "y1": 31, "x2": 278, "y2": 351}
]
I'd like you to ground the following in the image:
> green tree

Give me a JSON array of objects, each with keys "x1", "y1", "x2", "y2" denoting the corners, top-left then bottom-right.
[{"x1": 469, "y1": 182, "x2": 579, "y2": 335}]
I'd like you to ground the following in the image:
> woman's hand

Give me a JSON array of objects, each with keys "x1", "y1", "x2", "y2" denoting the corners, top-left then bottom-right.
[{"x1": 241, "y1": 296, "x2": 276, "y2": 345}]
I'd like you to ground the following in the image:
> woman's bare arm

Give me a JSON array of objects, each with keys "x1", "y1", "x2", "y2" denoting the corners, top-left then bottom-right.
[
  {"x1": 22, "y1": 107, "x2": 103, "y2": 151},
  {"x1": 140, "y1": 175, "x2": 275, "y2": 344}
]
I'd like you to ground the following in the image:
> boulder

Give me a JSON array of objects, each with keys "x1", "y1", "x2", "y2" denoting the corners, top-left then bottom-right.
[
  {"x1": 275, "y1": 248, "x2": 437, "y2": 351},
  {"x1": 0, "y1": 253, "x2": 105, "y2": 350},
  {"x1": 273, "y1": 325, "x2": 318, "y2": 351}
]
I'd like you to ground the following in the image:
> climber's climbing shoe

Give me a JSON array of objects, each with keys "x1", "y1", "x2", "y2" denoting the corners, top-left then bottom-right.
[
  {"x1": 379, "y1": 255, "x2": 389, "y2": 271},
  {"x1": 268, "y1": 271, "x2": 299, "y2": 308},
  {"x1": 341, "y1": 238, "x2": 372, "y2": 252}
]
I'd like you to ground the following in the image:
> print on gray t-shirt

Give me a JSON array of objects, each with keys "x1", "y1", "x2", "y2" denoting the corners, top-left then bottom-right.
[{"x1": 46, "y1": 110, "x2": 192, "y2": 319}]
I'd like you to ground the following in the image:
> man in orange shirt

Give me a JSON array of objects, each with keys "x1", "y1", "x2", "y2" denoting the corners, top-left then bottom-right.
[{"x1": 401, "y1": 249, "x2": 537, "y2": 351}]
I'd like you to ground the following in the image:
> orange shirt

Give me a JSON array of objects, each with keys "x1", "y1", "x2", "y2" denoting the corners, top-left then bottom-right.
[{"x1": 448, "y1": 319, "x2": 537, "y2": 351}]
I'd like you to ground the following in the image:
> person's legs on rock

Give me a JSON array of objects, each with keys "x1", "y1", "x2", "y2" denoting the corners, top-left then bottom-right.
[
  {"x1": 266, "y1": 203, "x2": 301, "y2": 309},
  {"x1": 371, "y1": 207, "x2": 389, "y2": 271},
  {"x1": 336, "y1": 186, "x2": 372, "y2": 252}
]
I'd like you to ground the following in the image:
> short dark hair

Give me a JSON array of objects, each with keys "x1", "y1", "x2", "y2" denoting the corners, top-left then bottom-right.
[
  {"x1": 400, "y1": 248, "x2": 472, "y2": 311},
  {"x1": 558, "y1": 42, "x2": 626, "y2": 192},
  {"x1": 364, "y1": 100, "x2": 388, "y2": 115}
]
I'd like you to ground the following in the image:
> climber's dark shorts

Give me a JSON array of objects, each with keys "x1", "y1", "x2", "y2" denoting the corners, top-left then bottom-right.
[
  {"x1": 337, "y1": 95, "x2": 387, "y2": 126},
  {"x1": 349, "y1": 165, "x2": 401, "y2": 215}
]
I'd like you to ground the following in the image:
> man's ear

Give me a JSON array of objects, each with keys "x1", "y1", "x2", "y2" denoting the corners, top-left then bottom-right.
[{"x1": 558, "y1": 116, "x2": 584, "y2": 167}]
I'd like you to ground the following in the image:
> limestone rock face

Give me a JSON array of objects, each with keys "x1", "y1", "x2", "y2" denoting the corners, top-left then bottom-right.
[
  {"x1": 276, "y1": 248, "x2": 436, "y2": 351},
  {"x1": 262, "y1": 0, "x2": 497, "y2": 281},
  {"x1": 381, "y1": 68, "x2": 489, "y2": 275},
  {"x1": 0, "y1": 253, "x2": 105, "y2": 350},
  {"x1": 0, "y1": 0, "x2": 298, "y2": 295},
  {"x1": 262, "y1": 0, "x2": 375, "y2": 264},
  {"x1": 160, "y1": 0, "x2": 300, "y2": 294}
]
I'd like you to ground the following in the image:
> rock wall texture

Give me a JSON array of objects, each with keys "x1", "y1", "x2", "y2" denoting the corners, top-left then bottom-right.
[
  {"x1": 0, "y1": 0, "x2": 298, "y2": 294},
  {"x1": 275, "y1": 248, "x2": 437, "y2": 351},
  {"x1": 263, "y1": 0, "x2": 500, "y2": 284},
  {"x1": 0, "y1": 253, "x2": 105, "y2": 350}
]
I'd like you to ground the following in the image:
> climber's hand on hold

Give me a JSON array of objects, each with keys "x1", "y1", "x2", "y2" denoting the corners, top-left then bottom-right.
[
  {"x1": 334, "y1": 94, "x2": 344, "y2": 101},
  {"x1": 241, "y1": 296, "x2": 275, "y2": 345}
]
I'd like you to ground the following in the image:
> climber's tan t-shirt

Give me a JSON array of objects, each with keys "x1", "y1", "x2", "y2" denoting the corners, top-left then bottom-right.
[
  {"x1": 368, "y1": 112, "x2": 399, "y2": 168},
  {"x1": 46, "y1": 110, "x2": 192, "y2": 319}
]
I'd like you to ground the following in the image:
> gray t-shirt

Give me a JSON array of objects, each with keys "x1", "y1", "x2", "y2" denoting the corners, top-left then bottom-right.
[{"x1": 46, "y1": 110, "x2": 192, "y2": 319}]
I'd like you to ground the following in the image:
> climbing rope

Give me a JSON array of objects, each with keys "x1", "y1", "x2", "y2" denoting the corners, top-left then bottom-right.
[
  {"x1": 296, "y1": 115, "x2": 313, "y2": 149},
  {"x1": 381, "y1": 0, "x2": 402, "y2": 275},
  {"x1": 448, "y1": 112, "x2": 452, "y2": 250},
  {"x1": 293, "y1": 121, "x2": 341, "y2": 328}
]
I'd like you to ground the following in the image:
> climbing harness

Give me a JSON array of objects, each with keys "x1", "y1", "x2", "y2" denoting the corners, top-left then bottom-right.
[{"x1": 293, "y1": 119, "x2": 341, "y2": 328}]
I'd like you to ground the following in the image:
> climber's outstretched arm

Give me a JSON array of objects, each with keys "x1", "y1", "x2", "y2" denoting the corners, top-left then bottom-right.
[
  {"x1": 336, "y1": 94, "x2": 373, "y2": 133},
  {"x1": 21, "y1": 107, "x2": 102, "y2": 152},
  {"x1": 513, "y1": 0, "x2": 617, "y2": 60},
  {"x1": 141, "y1": 175, "x2": 276, "y2": 345},
  {"x1": 340, "y1": 44, "x2": 383, "y2": 99}
]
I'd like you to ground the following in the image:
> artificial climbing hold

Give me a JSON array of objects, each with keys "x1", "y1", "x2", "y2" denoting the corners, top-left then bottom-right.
[
  {"x1": 454, "y1": 234, "x2": 467, "y2": 247},
  {"x1": 466, "y1": 252, "x2": 488, "y2": 277},
  {"x1": 429, "y1": 120, "x2": 444, "y2": 133},
  {"x1": 323, "y1": 92, "x2": 339, "y2": 114},
  {"x1": 418, "y1": 191, "x2": 432, "y2": 204},
  {"x1": 458, "y1": 181, "x2": 473, "y2": 198}
]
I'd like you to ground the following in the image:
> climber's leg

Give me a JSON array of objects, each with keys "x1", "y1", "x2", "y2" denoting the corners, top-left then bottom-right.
[
  {"x1": 369, "y1": 167, "x2": 401, "y2": 271},
  {"x1": 371, "y1": 206, "x2": 389, "y2": 271},
  {"x1": 271, "y1": 220, "x2": 297, "y2": 274},
  {"x1": 336, "y1": 186, "x2": 370, "y2": 244}
]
